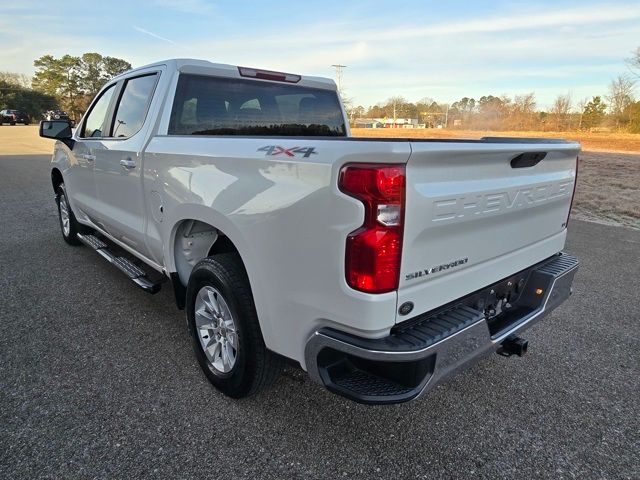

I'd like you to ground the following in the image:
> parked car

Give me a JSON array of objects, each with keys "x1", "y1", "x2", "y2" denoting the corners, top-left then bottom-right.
[
  {"x1": 43, "y1": 110, "x2": 75, "y2": 127},
  {"x1": 44, "y1": 110, "x2": 70, "y2": 121},
  {"x1": 39, "y1": 59, "x2": 580, "y2": 404},
  {"x1": 0, "y1": 109, "x2": 30, "y2": 125}
]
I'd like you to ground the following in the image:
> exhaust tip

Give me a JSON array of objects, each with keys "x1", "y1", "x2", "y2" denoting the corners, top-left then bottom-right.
[{"x1": 497, "y1": 335, "x2": 528, "y2": 357}]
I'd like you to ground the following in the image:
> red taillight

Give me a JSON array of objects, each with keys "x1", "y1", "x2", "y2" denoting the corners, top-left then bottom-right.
[
  {"x1": 339, "y1": 164, "x2": 405, "y2": 294},
  {"x1": 566, "y1": 156, "x2": 579, "y2": 228},
  {"x1": 238, "y1": 66, "x2": 301, "y2": 83}
]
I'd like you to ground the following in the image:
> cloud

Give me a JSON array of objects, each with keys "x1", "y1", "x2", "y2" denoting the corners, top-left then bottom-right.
[
  {"x1": 375, "y1": 4, "x2": 640, "y2": 39},
  {"x1": 133, "y1": 25, "x2": 179, "y2": 45}
]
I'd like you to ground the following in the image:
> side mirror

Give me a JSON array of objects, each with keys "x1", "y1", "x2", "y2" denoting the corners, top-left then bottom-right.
[{"x1": 39, "y1": 120, "x2": 72, "y2": 140}]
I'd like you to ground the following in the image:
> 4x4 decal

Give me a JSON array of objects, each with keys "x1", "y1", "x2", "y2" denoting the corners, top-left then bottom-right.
[{"x1": 258, "y1": 146, "x2": 317, "y2": 158}]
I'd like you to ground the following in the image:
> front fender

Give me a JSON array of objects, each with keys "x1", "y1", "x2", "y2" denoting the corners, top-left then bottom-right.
[{"x1": 51, "y1": 140, "x2": 73, "y2": 177}]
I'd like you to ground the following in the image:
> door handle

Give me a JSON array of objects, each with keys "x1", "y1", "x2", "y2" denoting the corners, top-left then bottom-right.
[
  {"x1": 120, "y1": 159, "x2": 136, "y2": 170},
  {"x1": 80, "y1": 154, "x2": 95, "y2": 161}
]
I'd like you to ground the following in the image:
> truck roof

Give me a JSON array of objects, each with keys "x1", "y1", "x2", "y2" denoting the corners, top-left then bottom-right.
[{"x1": 113, "y1": 58, "x2": 338, "y2": 91}]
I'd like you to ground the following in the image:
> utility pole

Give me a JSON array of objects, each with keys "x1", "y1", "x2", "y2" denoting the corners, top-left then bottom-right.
[{"x1": 331, "y1": 64, "x2": 346, "y2": 94}]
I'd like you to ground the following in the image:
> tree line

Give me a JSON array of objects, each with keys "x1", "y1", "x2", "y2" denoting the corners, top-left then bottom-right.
[
  {"x1": 346, "y1": 47, "x2": 640, "y2": 133},
  {"x1": 0, "y1": 52, "x2": 131, "y2": 120},
  {"x1": 347, "y1": 89, "x2": 637, "y2": 132}
]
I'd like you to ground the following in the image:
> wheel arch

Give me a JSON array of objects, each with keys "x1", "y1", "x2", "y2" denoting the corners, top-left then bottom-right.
[
  {"x1": 163, "y1": 206, "x2": 273, "y2": 343},
  {"x1": 171, "y1": 218, "x2": 244, "y2": 288},
  {"x1": 167, "y1": 207, "x2": 259, "y2": 282},
  {"x1": 51, "y1": 168, "x2": 63, "y2": 194}
]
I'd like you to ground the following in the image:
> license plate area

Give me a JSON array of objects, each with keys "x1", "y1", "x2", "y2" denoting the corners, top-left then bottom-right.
[
  {"x1": 394, "y1": 254, "x2": 573, "y2": 339},
  {"x1": 465, "y1": 272, "x2": 539, "y2": 337}
]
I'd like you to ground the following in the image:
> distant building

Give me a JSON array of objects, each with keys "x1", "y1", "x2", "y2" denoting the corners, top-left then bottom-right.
[
  {"x1": 353, "y1": 117, "x2": 423, "y2": 128},
  {"x1": 382, "y1": 118, "x2": 419, "y2": 128},
  {"x1": 353, "y1": 118, "x2": 384, "y2": 128}
]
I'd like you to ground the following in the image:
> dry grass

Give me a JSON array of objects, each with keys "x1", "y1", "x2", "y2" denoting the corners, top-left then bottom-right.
[
  {"x1": 1, "y1": 126, "x2": 638, "y2": 228},
  {"x1": 352, "y1": 128, "x2": 640, "y2": 154},
  {"x1": 572, "y1": 152, "x2": 640, "y2": 229}
]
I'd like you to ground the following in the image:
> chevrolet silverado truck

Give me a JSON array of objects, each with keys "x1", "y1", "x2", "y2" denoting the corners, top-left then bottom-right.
[{"x1": 39, "y1": 59, "x2": 579, "y2": 404}]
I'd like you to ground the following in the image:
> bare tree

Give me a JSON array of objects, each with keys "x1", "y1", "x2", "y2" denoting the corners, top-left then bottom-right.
[
  {"x1": 0, "y1": 72, "x2": 31, "y2": 88},
  {"x1": 576, "y1": 97, "x2": 589, "y2": 130},
  {"x1": 550, "y1": 93, "x2": 572, "y2": 131},
  {"x1": 607, "y1": 75, "x2": 636, "y2": 128},
  {"x1": 388, "y1": 95, "x2": 407, "y2": 122},
  {"x1": 627, "y1": 46, "x2": 640, "y2": 78},
  {"x1": 511, "y1": 92, "x2": 536, "y2": 130}
]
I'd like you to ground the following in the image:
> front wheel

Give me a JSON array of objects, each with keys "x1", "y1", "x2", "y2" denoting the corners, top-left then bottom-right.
[
  {"x1": 56, "y1": 184, "x2": 84, "y2": 245},
  {"x1": 186, "y1": 253, "x2": 282, "y2": 398}
]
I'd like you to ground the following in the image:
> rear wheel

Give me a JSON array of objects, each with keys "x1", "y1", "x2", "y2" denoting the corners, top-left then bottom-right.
[{"x1": 186, "y1": 253, "x2": 282, "y2": 398}]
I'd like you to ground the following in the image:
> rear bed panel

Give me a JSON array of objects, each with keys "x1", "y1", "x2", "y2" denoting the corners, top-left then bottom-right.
[{"x1": 398, "y1": 141, "x2": 579, "y2": 321}]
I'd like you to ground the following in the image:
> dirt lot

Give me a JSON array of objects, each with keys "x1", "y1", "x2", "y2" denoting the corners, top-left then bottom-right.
[
  {"x1": 572, "y1": 152, "x2": 640, "y2": 228},
  {"x1": 0, "y1": 125, "x2": 53, "y2": 155},
  {"x1": 2, "y1": 126, "x2": 638, "y2": 229}
]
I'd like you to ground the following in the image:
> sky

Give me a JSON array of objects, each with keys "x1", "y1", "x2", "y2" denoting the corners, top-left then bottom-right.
[{"x1": 1, "y1": 0, "x2": 639, "y2": 109}]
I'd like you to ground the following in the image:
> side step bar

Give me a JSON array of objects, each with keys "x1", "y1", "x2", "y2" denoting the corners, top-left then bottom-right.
[{"x1": 77, "y1": 233, "x2": 161, "y2": 294}]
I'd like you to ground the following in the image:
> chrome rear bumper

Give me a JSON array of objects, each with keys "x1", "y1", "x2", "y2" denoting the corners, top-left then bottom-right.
[{"x1": 304, "y1": 253, "x2": 579, "y2": 404}]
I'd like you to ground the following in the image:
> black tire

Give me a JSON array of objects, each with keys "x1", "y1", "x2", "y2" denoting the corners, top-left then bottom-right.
[
  {"x1": 10, "y1": 122, "x2": 15, "y2": 126},
  {"x1": 56, "y1": 184, "x2": 84, "y2": 246},
  {"x1": 186, "y1": 253, "x2": 282, "y2": 398}
]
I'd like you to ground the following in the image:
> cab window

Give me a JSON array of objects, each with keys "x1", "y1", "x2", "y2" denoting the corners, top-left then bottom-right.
[
  {"x1": 81, "y1": 84, "x2": 116, "y2": 138},
  {"x1": 111, "y1": 74, "x2": 158, "y2": 138},
  {"x1": 168, "y1": 74, "x2": 346, "y2": 136}
]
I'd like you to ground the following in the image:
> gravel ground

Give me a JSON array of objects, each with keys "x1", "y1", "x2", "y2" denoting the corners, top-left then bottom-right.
[{"x1": 1, "y1": 154, "x2": 639, "y2": 479}]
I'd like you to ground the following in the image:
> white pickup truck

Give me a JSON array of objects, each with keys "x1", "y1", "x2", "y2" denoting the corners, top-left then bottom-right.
[{"x1": 40, "y1": 59, "x2": 579, "y2": 404}]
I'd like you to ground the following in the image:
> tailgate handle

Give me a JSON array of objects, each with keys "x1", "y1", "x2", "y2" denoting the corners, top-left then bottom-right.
[{"x1": 510, "y1": 152, "x2": 547, "y2": 168}]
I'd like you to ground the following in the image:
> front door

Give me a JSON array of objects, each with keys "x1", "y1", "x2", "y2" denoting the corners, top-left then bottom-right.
[{"x1": 68, "y1": 82, "x2": 118, "y2": 222}]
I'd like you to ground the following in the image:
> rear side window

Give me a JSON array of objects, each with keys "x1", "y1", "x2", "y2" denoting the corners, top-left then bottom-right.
[
  {"x1": 112, "y1": 74, "x2": 158, "y2": 138},
  {"x1": 169, "y1": 74, "x2": 346, "y2": 136},
  {"x1": 81, "y1": 84, "x2": 116, "y2": 138}
]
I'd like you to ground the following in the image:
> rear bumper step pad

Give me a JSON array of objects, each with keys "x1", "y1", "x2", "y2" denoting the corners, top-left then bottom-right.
[
  {"x1": 77, "y1": 233, "x2": 161, "y2": 294},
  {"x1": 305, "y1": 252, "x2": 579, "y2": 404}
]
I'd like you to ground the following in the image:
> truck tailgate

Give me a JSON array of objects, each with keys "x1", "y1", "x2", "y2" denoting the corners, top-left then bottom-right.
[{"x1": 398, "y1": 140, "x2": 579, "y2": 320}]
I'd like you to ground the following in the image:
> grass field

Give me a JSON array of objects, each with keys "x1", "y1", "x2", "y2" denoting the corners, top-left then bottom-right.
[
  {"x1": 352, "y1": 128, "x2": 640, "y2": 154},
  {"x1": 1, "y1": 125, "x2": 638, "y2": 229}
]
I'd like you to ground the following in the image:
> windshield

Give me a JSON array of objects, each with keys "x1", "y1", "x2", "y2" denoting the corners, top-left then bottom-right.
[{"x1": 169, "y1": 74, "x2": 346, "y2": 137}]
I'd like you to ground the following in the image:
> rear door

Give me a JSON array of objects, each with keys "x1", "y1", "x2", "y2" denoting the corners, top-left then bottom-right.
[
  {"x1": 397, "y1": 141, "x2": 579, "y2": 319},
  {"x1": 93, "y1": 72, "x2": 160, "y2": 255}
]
